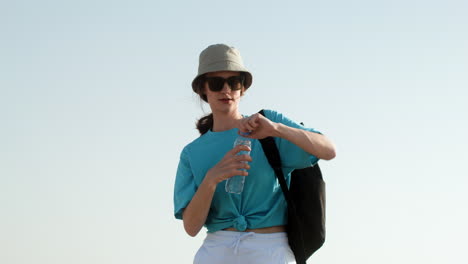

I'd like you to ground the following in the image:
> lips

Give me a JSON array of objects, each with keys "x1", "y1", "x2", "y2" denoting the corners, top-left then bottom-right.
[{"x1": 219, "y1": 98, "x2": 233, "y2": 103}]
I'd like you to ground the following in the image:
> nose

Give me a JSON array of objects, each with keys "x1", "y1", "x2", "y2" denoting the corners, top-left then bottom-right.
[{"x1": 220, "y1": 81, "x2": 232, "y2": 93}]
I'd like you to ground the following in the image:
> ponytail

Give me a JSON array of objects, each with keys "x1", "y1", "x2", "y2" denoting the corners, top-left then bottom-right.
[{"x1": 196, "y1": 113, "x2": 213, "y2": 135}]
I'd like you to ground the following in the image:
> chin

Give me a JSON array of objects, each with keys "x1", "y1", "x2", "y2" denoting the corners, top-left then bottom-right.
[{"x1": 217, "y1": 106, "x2": 238, "y2": 113}]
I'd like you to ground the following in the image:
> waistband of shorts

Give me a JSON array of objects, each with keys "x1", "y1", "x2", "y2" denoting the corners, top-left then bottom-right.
[{"x1": 208, "y1": 230, "x2": 288, "y2": 240}]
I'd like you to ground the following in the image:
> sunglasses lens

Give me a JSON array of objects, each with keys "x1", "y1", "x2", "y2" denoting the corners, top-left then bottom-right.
[
  {"x1": 227, "y1": 76, "x2": 243, "y2": 90},
  {"x1": 205, "y1": 76, "x2": 244, "y2": 92},
  {"x1": 207, "y1": 77, "x2": 224, "y2": 92}
]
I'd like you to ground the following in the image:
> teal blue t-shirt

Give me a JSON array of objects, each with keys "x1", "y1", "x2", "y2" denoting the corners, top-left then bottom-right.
[{"x1": 173, "y1": 109, "x2": 320, "y2": 233}]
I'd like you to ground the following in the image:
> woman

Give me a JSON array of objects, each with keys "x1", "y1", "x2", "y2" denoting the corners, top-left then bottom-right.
[{"x1": 174, "y1": 44, "x2": 336, "y2": 264}]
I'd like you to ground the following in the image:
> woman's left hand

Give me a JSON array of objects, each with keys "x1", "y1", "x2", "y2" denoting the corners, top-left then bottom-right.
[{"x1": 238, "y1": 113, "x2": 278, "y2": 139}]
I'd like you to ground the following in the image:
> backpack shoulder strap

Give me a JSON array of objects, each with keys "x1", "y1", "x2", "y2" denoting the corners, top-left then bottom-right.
[{"x1": 258, "y1": 110, "x2": 293, "y2": 204}]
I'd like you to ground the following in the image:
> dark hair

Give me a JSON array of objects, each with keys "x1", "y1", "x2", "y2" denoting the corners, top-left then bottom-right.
[
  {"x1": 194, "y1": 72, "x2": 247, "y2": 135},
  {"x1": 193, "y1": 74, "x2": 209, "y2": 103},
  {"x1": 196, "y1": 113, "x2": 214, "y2": 135}
]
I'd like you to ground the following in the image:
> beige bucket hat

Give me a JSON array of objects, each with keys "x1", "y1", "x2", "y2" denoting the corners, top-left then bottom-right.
[{"x1": 192, "y1": 44, "x2": 253, "y2": 92}]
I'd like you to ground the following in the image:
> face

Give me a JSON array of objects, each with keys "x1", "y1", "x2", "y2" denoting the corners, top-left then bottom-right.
[{"x1": 202, "y1": 71, "x2": 245, "y2": 113}]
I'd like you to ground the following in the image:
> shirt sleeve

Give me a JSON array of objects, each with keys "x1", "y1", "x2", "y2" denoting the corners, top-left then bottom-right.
[
  {"x1": 173, "y1": 147, "x2": 197, "y2": 220},
  {"x1": 263, "y1": 109, "x2": 321, "y2": 169}
]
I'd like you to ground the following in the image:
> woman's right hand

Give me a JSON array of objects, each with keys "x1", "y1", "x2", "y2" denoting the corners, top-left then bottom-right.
[
  {"x1": 182, "y1": 145, "x2": 252, "y2": 237},
  {"x1": 204, "y1": 145, "x2": 252, "y2": 186}
]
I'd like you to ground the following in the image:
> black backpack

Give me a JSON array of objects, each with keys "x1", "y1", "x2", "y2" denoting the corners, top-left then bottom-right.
[{"x1": 258, "y1": 110, "x2": 326, "y2": 264}]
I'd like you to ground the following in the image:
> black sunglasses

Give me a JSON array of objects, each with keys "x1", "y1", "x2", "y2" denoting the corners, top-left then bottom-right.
[{"x1": 203, "y1": 75, "x2": 245, "y2": 92}]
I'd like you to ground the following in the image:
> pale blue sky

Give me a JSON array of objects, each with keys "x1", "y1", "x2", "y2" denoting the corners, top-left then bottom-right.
[{"x1": 1, "y1": 0, "x2": 467, "y2": 263}]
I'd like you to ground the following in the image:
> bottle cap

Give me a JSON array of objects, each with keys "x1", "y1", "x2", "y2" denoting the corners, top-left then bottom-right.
[{"x1": 239, "y1": 131, "x2": 251, "y2": 136}]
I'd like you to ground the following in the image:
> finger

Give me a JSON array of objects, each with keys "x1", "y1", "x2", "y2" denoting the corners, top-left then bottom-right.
[
  {"x1": 244, "y1": 122, "x2": 255, "y2": 131},
  {"x1": 248, "y1": 116, "x2": 259, "y2": 128},
  {"x1": 239, "y1": 119, "x2": 254, "y2": 132},
  {"x1": 251, "y1": 113, "x2": 260, "y2": 119},
  {"x1": 245, "y1": 130, "x2": 264, "y2": 140},
  {"x1": 227, "y1": 169, "x2": 249, "y2": 178},
  {"x1": 229, "y1": 144, "x2": 251, "y2": 155},
  {"x1": 227, "y1": 161, "x2": 251, "y2": 171},
  {"x1": 234, "y1": 154, "x2": 252, "y2": 162},
  {"x1": 243, "y1": 116, "x2": 259, "y2": 130}
]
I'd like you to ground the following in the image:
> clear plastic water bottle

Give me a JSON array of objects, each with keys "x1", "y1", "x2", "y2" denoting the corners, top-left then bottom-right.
[{"x1": 225, "y1": 132, "x2": 251, "y2": 194}]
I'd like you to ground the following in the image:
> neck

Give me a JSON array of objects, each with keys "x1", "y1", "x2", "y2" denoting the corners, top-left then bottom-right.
[{"x1": 212, "y1": 110, "x2": 243, "y2": 132}]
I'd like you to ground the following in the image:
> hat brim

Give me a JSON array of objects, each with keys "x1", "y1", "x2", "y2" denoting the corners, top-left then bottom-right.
[{"x1": 192, "y1": 61, "x2": 253, "y2": 92}]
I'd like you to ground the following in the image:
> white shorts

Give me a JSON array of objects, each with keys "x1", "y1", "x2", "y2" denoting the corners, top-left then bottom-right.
[{"x1": 194, "y1": 231, "x2": 296, "y2": 264}]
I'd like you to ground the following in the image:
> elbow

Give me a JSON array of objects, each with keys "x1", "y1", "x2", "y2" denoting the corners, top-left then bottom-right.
[
  {"x1": 324, "y1": 150, "x2": 336, "y2": 160},
  {"x1": 321, "y1": 146, "x2": 337, "y2": 161},
  {"x1": 185, "y1": 228, "x2": 199, "y2": 237},
  {"x1": 313, "y1": 134, "x2": 336, "y2": 161},
  {"x1": 182, "y1": 209, "x2": 203, "y2": 237},
  {"x1": 184, "y1": 221, "x2": 201, "y2": 237},
  {"x1": 186, "y1": 231, "x2": 198, "y2": 237}
]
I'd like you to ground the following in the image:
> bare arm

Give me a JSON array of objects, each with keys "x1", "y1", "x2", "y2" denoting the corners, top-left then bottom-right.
[
  {"x1": 239, "y1": 113, "x2": 336, "y2": 160},
  {"x1": 273, "y1": 123, "x2": 336, "y2": 160},
  {"x1": 182, "y1": 145, "x2": 252, "y2": 237},
  {"x1": 182, "y1": 177, "x2": 216, "y2": 237}
]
